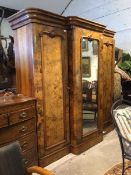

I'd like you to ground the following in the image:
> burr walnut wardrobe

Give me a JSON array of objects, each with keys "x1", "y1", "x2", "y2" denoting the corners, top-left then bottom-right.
[{"x1": 8, "y1": 8, "x2": 115, "y2": 166}]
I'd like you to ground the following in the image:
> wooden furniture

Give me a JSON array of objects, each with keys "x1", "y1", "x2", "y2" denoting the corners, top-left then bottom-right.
[
  {"x1": 67, "y1": 17, "x2": 115, "y2": 153},
  {"x1": 8, "y1": 8, "x2": 115, "y2": 164},
  {"x1": 102, "y1": 29, "x2": 115, "y2": 132},
  {"x1": 0, "y1": 95, "x2": 38, "y2": 167},
  {"x1": 8, "y1": 8, "x2": 70, "y2": 166}
]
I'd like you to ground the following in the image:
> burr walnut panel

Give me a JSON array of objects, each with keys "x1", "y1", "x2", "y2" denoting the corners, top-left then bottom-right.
[
  {"x1": 41, "y1": 33, "x2": 65, "y2": 147},
  {"x1": 39, "y1": 27, "x2": 69, "y2": 153}
]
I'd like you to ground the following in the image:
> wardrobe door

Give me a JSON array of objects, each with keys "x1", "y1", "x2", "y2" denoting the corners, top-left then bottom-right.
[
  {"x1": 102, "y1": 35, "x2": 115, "y2": 131},
  {"x1": 39, "y1": 27, "x2": 70, "y2": 165},
  {"x1": 10, "y1": 9, "x2": 70, "y2": 164},
  {"x1": 69, "y1": 27, "x2": 103, "y2": 154}
]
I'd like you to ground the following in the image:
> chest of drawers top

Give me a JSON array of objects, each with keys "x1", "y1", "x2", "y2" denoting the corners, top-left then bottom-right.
[
  {"x1": 0, "y1": 95, "x2": 36, "y2": 108},
  {"x1": 0, "y1": 95, "x2": 36, "y2": 128},
  {"x1": 0, "y1": 95, "x2": 36, "y2": 111}
]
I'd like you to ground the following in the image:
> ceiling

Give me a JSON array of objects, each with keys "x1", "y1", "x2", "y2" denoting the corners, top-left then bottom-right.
[{"x1": 0, "y1": 0, "x2": 71, "y2": 15}]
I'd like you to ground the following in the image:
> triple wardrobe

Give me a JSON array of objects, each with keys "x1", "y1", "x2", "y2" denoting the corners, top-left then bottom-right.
[{"x1": 8, "y1": 8, "x2": 115, "y2": 166}]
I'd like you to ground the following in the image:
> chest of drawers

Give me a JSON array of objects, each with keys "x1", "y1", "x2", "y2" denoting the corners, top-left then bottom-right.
[{"x1": 0, "y1": 95, "x2": 38, "y2": 167}]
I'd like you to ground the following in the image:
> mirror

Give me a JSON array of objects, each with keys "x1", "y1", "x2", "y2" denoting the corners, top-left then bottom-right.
[
  {"x1": 0, "y1": 36, "x2": 16, "y2": 91},
  {"x1": 81, "y1": 38, "x2": 99, "y2": 135},
  {"x1": 0, "y1": 8, "x2": 16, "y2": 94}
]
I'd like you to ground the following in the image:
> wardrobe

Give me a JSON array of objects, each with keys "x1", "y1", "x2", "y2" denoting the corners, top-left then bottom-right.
[
  {"x1": 67, "y1": 17, "x2": 115, "y2": 153},
  {"x1": 8, "y1": 8, "x2": 115, "y2": 166}
]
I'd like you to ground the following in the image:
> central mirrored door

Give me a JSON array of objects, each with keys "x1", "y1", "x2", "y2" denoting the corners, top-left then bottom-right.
[{"x1": 81, "y1": 38, "x2": 99, "y2": 135}]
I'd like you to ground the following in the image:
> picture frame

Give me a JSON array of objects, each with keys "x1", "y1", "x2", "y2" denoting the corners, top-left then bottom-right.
[{"x1": 82, "y1": 56, "x2": 91, "y2": 77}]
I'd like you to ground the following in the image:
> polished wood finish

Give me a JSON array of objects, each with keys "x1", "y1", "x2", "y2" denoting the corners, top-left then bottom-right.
[
  {"x1": 66, "y1": 16, "x2": 105, "y2": 32},
  {"x1": 0, "y1": 114, "x2": 8, "y2": 128},
  {"x1": 8, "y1": 8, "x2": 66, "y2": 30},
  {"x1": 27, "y1": 166, "x2": 55, "y2": 175},
  {"x1": 8, "y1": 8, "x2": 70, "y2": 166},
  {"x1": 38, "y1": 25, "x2": 70, "y2": 166},
  {"x1": 102, "y1": 29, "x2": 115, "y2": 132},
  {"x1": 67, "y1": 22, "x2": 103, "y2": 154},
  {"x1": 67, "y1": 17, "x2": 115, "y2": 153},
  {"x1": 8, "y1": 8, "x2": 115, "y2": 162},
  {"x1": 0, "y1": 95, "x2": 38, "y2": 167}
]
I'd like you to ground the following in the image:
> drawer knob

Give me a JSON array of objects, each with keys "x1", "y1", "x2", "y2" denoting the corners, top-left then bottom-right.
[
  {"x1": 20, "y1": 112, "x2": 27, "y2": 119},
  {"x1": 19, "y1": 126, "x2": 27, "y2": 133}
]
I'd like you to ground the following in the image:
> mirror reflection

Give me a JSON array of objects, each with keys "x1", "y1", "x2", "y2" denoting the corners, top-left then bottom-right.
[{"x1": 81, "y1": 38, "x2": 99, "y2": 135}]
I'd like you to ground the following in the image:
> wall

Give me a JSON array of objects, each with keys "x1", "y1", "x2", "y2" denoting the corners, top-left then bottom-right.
[
  {"x1": 1, "y1": 18, "x2": 13, "y2": 48},
  {"x1": 63, "y1": 0, "x2": 131, "y2": 54},
  {"x1": 1, "y1": 18, "x2": 13, "y2": 37},
  {"x1": 0, "y1": 19, "x2": 14, "y2": 90}
]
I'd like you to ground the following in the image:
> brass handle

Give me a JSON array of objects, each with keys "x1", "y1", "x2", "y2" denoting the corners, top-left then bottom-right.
[
  {"x1": 23, "y1": 158, "x2": 29, "y2": 165},
  {"x1": 19, "y1": 126, "x2": 27, "y2": 133},
  {"x1": 19, "y1": 112, "x2": 27, "y2": 119},
  {"x1": 21, "y1": 141, "x2": 27, "y2": 149}
]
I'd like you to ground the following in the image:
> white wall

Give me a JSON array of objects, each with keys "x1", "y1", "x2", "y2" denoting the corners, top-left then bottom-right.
[
  {"x1": 63, "y1": 0, "x2": 131, "y2": 54},
  {"x1": 1, "y1": 18, "x2": 13, "y2": 37},
  {"x1": 1, "y1": 18, "x2": 13, "y2": 48}
]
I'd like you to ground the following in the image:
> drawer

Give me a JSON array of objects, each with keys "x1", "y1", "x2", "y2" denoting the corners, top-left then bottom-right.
[
  {"x1": 19, "y1": 132, "x2": 36, "y2": 152},
  {"x1": 0, "y1": 118, "x2": 36, "y2": 145},
  {"x1": 0, "y1": 114, "x2": 8, "y2": 129},
  {"x1": 23, "y1": 148, "x2": 37, "y2": 167},
  {"x1": 9, "y1": 107, "x2": 36, "y2": 125}
]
